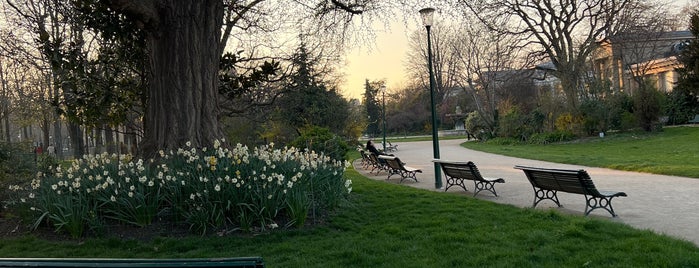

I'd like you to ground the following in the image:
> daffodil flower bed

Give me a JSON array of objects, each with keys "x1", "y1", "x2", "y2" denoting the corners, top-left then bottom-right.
[{"x1": 8, "y1": 140, "x2": 352, "y2": 237}]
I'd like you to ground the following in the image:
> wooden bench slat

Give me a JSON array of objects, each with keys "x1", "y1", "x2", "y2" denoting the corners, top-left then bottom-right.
[{"x1": 379, "y1": 155, "x2": 421, "y2": 183}]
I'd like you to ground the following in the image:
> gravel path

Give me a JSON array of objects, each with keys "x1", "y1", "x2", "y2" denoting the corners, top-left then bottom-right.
[{"x1": 354, "y1": 139, "x2": 699, "y2": 246}]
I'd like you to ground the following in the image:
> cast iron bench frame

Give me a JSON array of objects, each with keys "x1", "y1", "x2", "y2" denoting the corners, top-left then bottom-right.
[
  {"x1": 367, "y1": 153, "x2": 389, "y2": 175},
  {"x1": 433, "y1": 160, "x2": 505, "y2": 196},
  {"x1": 379, "y1": 155, "x2": 421, "y2": 183},
  {"x1": 0, "y1": 257, "x2": 264, "y2": 267},
  {"x1": 357, "y1": 149, "x2": 372, "y2": 169},
  {"x1": 514, "y1": 165, "x2": 627, "y2": 217}
]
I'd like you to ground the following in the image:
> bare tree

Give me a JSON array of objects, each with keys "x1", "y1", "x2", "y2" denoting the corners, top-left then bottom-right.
[
  {"x1": 404, "y1": 20, "x2": 460, "y2": 110},
  {"x1": 460, "y1": 0, "x2": 632, "y2": 111},
  {"x1": 4, "y1": 0, "x2": 92, "y2": 157},
  {"x1": 449, "y1": 15, "x2": 534, "y2": 135}
]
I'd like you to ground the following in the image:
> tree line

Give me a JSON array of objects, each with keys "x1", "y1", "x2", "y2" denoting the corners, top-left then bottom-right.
[{"x1": 0, "y1": 0, "x2": 698, "y2": 161}]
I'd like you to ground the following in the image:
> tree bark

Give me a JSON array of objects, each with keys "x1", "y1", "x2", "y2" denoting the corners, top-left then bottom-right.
[{"x1": 110, "y1": 0, "x2": 225, "y2": 157}]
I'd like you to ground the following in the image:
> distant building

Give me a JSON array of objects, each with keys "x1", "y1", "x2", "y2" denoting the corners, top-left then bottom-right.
[{"x1": 592, "y1": 30, "x2": 692, "y2": 93}]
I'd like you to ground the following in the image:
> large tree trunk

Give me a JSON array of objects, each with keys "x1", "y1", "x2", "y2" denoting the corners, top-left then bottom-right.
[
  {"x1": 136, "y1": 0, "x2": 225, "y2": 157},
  {"x1": 69, "y1": 123, "x2": 85, "y2": 157}
]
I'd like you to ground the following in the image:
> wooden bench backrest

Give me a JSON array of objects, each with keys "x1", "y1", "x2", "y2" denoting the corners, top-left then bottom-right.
[
  {"x1": 379, "y1": 155, "x2": 404, "y2": 170},
  {"x1": 368, "y1": 153, "x2": 381, "y2": 164},
  {"x1": 439, "y1": 161, "x2": 484, "y2": 181},
  {"x1": 515, "y1": 166, "x2": 601, "y2": 196}
]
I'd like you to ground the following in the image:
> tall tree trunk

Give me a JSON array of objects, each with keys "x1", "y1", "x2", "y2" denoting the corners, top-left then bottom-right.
[
  {"x1": 0, "y1": 61, "x2": 9, "y2": 141},
  {"x1": 69, "y1": 123, "x2": 84, "y2": 157},
  {"x1": 53, "y1": 118, "x2": 62, "y2": 159},
  {"x1": 104, "y1": 126, "x2": 116, "y2": 154},
  {"x1": 139, "y1": 0, "x2": 225, "y2": 157},
  {"x1": 3, "y1": 116, "x2": 9, "y2": 142}
]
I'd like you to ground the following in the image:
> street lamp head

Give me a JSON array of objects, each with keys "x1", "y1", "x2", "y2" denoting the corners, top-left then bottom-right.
[{"x1": 419, "y1": 8, "x2": 435, "y2": 27}]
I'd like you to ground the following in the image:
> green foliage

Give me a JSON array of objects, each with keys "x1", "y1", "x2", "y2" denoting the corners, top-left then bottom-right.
[
  {"x1": 497, "y1": 107, "x2": 545, "y2": 141},
  {"x1": 36, "y1": 154, "x2": 60, "y2": 177},
  {"x1": 664, "y1": 89, "x2": 699, "y2": 125},
  {"x1": 676, "y1": 11, "x2": 699, "y2": 97},
  {"x1": 464, "y1": 111, "x2": 492, "y2": 140},
  {"x1": 61, "y1": 1, "x2": 148, "y2": 128},
  {"x1": 219, "y1": 52, "x2": 279, "y2": 100},
  {"x1": 554, "y1": 113, "x2": 584, "y2": 135},
  {"x1": 7, "y1": 141, "x2": 350, "y2": 237},
  {"x1": 276, "y1": 44, "x2": 350, "y2": 138},
  {"x1": 0, "y1": 142, "x2": 35, "y2": 184},
  {"x1": 363, "y1": 80, "x2": 383, "y2": 137},
  {"x1": 606, "y1": 93, "x2": 635, "y2": 131},
  {"x1": 290, "y1": 126, "x2": 348, "y2": 161},
  {"x1": 579, "y1": 98, "x2": 609, "y2": 134},
  {"x1": 619, "y1": 111, "x2": 637, "y2": 132},
  {"x1": 529, "y1": 131, "x2": 577, "y2": 144},
  {"x1": 483, "y1": 137, "x2": 521, "y2": 145},
  {"x1": 633, "y1": 83, "x2": 665, "y2": 131}
]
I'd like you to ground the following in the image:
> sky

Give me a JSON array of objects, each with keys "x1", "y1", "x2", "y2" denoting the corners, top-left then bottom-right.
[
  {"x1": 340, "y1": 20, "x2": 415, "y2": 100},
  {"x1": 339, "y1": 0, "x2": 697, "y2": 101}
]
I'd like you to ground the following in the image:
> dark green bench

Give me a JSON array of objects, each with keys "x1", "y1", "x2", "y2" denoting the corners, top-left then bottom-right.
[
  {"x1": 0, "y1": 257, "x2": 264, "y2": 267},
  {"x1": 514, "y1": 165, "x2": 627, "y2": 217},
  {"x1": 379, "y1": 155, "x2": 421, "y2": 183},
  {"x1": 433, "y1": 160, "x2": 505, "y2": 196}
]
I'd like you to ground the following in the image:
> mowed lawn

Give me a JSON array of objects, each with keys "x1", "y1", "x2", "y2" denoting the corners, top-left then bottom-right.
[
  {"x1": 1, "y1": 128, "x2": 699, "y2": 266},
  {"x1": 462, "y1": 126, "x2": 699, "y2": 178},
  {"x1": 1, "y1": 170, "x2": 698, "y2": 267}
]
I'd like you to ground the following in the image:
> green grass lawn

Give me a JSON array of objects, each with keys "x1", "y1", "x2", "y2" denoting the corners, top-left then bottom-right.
[
  {"x1": 1, "y1": 170, "x2": 698, "y2": 267},
  {"x1": 2, "y1": 128, "x2": 699, "y2": 266},
  {"x1": 462, "y1": 126, "x2": 699, "y2": 178}
]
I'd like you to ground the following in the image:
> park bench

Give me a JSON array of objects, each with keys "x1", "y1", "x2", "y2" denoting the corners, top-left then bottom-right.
[
  {"x1": 688, "y1": 114, "x2": 699, "y2": 124},
  {"x1": 433, "y1": 160, "x2": 505, "y2": 197},
  {"x1": 357, "y1": 149, "x2": 372, "y2": 169},
  {"x1": 367, "y1": 153, "x2": 389, "y2": 175},
  {"x1": 379, "y1": 155, "x2": 421, "y2": 183},
  {"x1": 384, "y1": 141, "x2": 398, "y2": 152},
  {"x1": 0, "y1": 257, "x2": 264, "y2": 268},
  {"x1": 514, "y1": 165, "x2": 627, "y2": 217}
]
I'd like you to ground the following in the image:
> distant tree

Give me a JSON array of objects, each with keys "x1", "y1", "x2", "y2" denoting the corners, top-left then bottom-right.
[
  {"x1": 276, "y1": 43, "x2": 349, "y2": 139},
  {"x1": 405, "y1": 21, "x2": 459, "y2": 109},
  {"x1": 363, "y1": 79, "x2": 383, "y2": 137},
  {"x1": 677, "y1": 11, "x2": 699, "y2": 97},
  {"x1": 460, "y1": 0, "x2": 632, "y2": 111},
  {"x1": 385, "y1": 82, "x2": 430, "y2": 134},
  {"x1": 450, "y1": 14, "x2": 533, "y2": 136}
]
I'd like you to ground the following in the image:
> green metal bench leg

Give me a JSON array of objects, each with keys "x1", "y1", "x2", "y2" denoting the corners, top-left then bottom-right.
[
  {"x1": 398, "y1": 170, "x2": 419, "y2": 184},
  {"x1": 584, "y1": 195, "x2": 619, "y2": 217},
  {"x1": 473, "y1": 181, "x2": 498, "y2": 197},
  {"x1": 532, "y1": 187, "x2": 561, "y2": 208},
  {"x1": 445, "y1": 177, "x2": 468, "y2": 192}
]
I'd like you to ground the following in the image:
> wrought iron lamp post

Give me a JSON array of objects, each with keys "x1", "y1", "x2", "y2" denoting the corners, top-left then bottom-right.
[
  {"x1": 381, "y1": 85, "x2": 387, "y2": 151},
  {"x1": 419, "y1": 7, "x2": 442, "y2": 189}
]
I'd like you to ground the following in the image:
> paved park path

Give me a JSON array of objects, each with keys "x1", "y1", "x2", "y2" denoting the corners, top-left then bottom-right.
[{"x1": 353, "y1": 139, "x2": 699, "y2": 246}]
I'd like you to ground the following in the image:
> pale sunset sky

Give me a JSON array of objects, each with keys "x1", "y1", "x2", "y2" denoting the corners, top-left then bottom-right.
[
  {"x1": 340, "y1": 0, "x2": 696, "y2": 101},
  {"x1": 340, "y1": 18, "x2": 414, "y2": 101}
]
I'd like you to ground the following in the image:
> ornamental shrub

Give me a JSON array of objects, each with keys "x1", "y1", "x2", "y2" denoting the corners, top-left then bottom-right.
[
  {"x1": 8, "y1": 140, "x2": 351, "y2": 237},
  {"x1": 291, "y1": 125, "x2": 348, "y2": 161}
]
